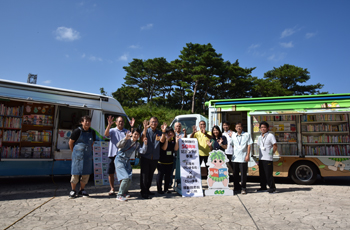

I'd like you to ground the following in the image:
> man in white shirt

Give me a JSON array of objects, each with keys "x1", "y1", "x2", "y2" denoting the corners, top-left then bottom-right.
[
  {"x1": 256, "y1": 121, "x2": 277, "y2": 194},
  {"x1": 222, "y1": 121, "x2": 234, "y2": 173},
  {"x1": 231, "y1": 122, "x2": 253, "y2": 195}
]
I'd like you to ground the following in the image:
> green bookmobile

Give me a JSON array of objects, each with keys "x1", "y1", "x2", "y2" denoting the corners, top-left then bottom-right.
[{"x1": 205, "y1": 93, "x2": 350, "y2": 184}]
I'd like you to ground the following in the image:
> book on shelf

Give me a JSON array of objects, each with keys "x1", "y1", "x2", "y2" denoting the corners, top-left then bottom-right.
[
  {"x1": 302, "y1": 114, "x2": 348, "y2": 122},
  {"x1": 1, "y1": 146, "x2": 20, "y2": 158},
  {"x1": 303, "y1": 145, "x2": 350, "y2": 156},
  {"x1": 302, "y1": 135, "x2": 350, "y2": 143}
]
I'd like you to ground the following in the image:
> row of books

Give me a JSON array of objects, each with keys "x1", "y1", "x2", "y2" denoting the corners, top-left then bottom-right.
[
  {"x1": 21, "y1": 147, "x2": 51, "y2": 158},
  {"x1": 0, "y1": 130, "x2": 2, "y2": 147},
  {"x1": 253, "y1": 143, "x2": 298, "y2": 155},
  {"x1": 303, "y1": 145, "x2": 350, "y2": 156},
  {"x1": 22, "y1": 114, "x2": 53, "y2": 126},
  {"x1": 273, "y1": 123, "x2": 296, "y2": 132},
  {"x1": 0, "y1": 104, "x2": 23, "y2": 116},
  {"x1": 0, "y1": 117, "x2": 22, "y2": 129},
  {"x1": 277, "y1": 144, "x2": 298, "y2": 155},
  {"x1": 302, "y1": 124, "x2": 349, "y2": 132},
  {"x1": 276, "y1": 133, "x2": 297, "y2": 142},
  {"x1": 253, "y1": 115, "x2": 296, "y2": 122},
  {"x1": 2, "y1": 130, "x2": 21, "y2": 142},
  {"x1": 302, "y1": 114, "x2": 348, "y2": 122},
  {"x1": 21, "y1": 130, "x2": 52, "y2": 142},
  {"x1": 1, "y1": 146, "x2": 20, "y2": 158},
  {"x1": 302, "y1": 135, "x2": 350, "y2": 143}
]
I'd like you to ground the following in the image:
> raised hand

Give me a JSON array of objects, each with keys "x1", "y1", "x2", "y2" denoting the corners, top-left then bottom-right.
[
  {"x1": 176, "y1": 134, "x2": 181, "y2": 142},
  {"x1": 228, "y1": 131, "x2": 233, "y2": 137},
  {"x1": 201, "y1": 129, "x2": 206, "y2": 134},
  {"x1": 183, "y1": 128, "x2": 187, "y2": 136},
  {"x1": 161, "y1": 122, "x2": 167, "y2": 133},
  {"x1": 129, "y1": 117, "x2": 135, "y2": 127},
  {"x1": 107, "y1": 115, "x2": 114, "y2": 126},
  {"x1": 206, "y1": 139, "x2": 212, "y2": 147},
  {"x1": 143, "y1": 119, "x2": 149, "y2": 129},
  {"x1": 192, "y1": 125, "x2": 197, "y2": 133},
  {"x1": 218, "y1": 138, "x2": 223, "y2": 145},
  {"x1": 125, "y1": 131, "x2": 132, "y2": 140},
  {"x1": 144, "y1": 137, "x2": 148, "y2": 145}
]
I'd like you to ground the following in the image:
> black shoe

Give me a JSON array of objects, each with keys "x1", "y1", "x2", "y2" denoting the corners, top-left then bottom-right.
[
  {"x1": 148, "y1": 191, "x2": 155, "y2": 195},
  {"x1": 165, "y1": 190, "x2": 172, "y2": 194},
  {"x1": 255, "y1": 188, "x2": 268, "y2": 192},
  {"x1": 141, "y1": 194, "x2": 151, "y2": 199},
  {"x1": 234, "y1": 190, "x2": 241, "y2": 195},
  {"x1": 268, "y1": 189, "x2": 276, "y2": 194},
  {"x1": 78, "y1": 189, "x2": 89, "y2": 197},
  {"x1": 69, "y1": 190, "x2": 77, "y2": 199},
  {"x1": 157, "y1": 191, "x2": 164, "y2": 194}
]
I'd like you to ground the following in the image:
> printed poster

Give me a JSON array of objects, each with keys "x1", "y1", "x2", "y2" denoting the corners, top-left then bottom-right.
[
  {"x1": 179, "y1": 138, "x2": 203, "y2": 197},
  {"x1": 93, "y1": 141, "x2": 119, "y2": 186}
]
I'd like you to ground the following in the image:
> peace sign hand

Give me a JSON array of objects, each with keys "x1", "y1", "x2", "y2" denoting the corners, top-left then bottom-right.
[
  {"x1": 161, "y1": 122, "x2": 167, "y2": 133},
  {"x1": 129, "y1": 117, "x2": 135, "y2": 127}
]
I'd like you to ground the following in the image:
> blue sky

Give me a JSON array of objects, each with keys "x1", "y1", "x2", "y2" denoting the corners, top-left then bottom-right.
[{"x1": 1, "y1": 0, "x2": 349, "y2": 96}]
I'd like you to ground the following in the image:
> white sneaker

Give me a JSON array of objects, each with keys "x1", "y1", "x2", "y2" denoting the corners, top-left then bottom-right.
[
  {"x1": 116, "y1": 196, "x2": 127, "y2": 202},
  {"x1": 124, "y1": 194, "x2": 131, "y2": 198}
]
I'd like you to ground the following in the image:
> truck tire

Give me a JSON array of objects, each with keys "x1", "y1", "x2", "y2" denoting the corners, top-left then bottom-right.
[{"x1": 290, "y1": 161, "x2": 318, "y2": 185}]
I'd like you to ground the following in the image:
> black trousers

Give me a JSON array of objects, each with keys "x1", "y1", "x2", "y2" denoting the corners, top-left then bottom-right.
[
  {"x1": 233, "y1": 162, "x2": 248, "y2": 190},
  {"x1": 140, "y1": 157, "x2": 158, "y2": 195},
  {"x1": 156, "y1": 163, "x2": 173, "y2": 192},
  {"x1": 259, "y1": 160, "x2": 276, "y2": 190},
  {"x1": 226, "y1": 155, "x2": 234, "y2": 174}
]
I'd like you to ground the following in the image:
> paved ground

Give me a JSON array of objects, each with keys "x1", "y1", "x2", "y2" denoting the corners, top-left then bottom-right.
[{"x1": 1, "y1": 170, "x2": 350, "y2": 230}]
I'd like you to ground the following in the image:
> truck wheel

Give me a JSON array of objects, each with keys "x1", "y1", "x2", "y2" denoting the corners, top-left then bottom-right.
[{"x1": 290, "y1": 161, "x2": 318, "y2": 185}]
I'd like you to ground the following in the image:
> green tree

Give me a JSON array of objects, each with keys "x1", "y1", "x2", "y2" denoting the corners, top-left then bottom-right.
[
  {"x1": 260, "y1": 64, "x2": 325, "y2": 96},
  {"x1": 100, "y1": 87, "x2": 107, "y2": 96},
  {"x1": 112, "y1": 84, "x2": 144, "y2": 107},
  {"x1": 179, "y1": 43, "x2": 224, "y2": 113}
]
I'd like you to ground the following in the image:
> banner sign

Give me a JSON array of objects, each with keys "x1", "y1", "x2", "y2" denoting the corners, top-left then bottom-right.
[
  {"x1": 93, "y1": 141, "x2": 118, "y2": 186},
  {"x1": 179, "y1": 138, "x2": 203, "y2": 197}
]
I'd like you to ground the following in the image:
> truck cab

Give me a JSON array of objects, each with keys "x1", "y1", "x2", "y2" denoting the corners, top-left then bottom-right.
[{"x1": 170, "y1": 114, "x2": 208, "y2": 137}]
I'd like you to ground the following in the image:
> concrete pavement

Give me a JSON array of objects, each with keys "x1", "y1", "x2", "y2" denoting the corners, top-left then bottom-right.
[{"x1": 1, "y1": 170, "x2": 350, "y2": 230}]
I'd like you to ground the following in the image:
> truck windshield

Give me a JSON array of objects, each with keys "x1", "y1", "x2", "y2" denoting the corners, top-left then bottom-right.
[{"x1": 172, "y1": 118, "x2": 196, "y2": 135}]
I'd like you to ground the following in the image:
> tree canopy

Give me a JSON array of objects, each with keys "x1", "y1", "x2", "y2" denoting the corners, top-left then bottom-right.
[{"x1": 107, "y1": 43, "x2": 325, "y2": 115}]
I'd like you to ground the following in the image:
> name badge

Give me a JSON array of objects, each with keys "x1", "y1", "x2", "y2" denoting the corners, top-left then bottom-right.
[{"x1": 167, "y1": 151, "x2": 172, "y2": 156}]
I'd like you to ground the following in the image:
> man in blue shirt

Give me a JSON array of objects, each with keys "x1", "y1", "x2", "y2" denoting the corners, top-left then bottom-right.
[
  {"x1": 231, "y1": 122, "x2": 253, "y2": 195},
  {"x1": 104, "y1": 115, "x2": 135, "y2": 196},
  {"x1": 140, "y1": 117, "x2": 166, "y2": 199}
]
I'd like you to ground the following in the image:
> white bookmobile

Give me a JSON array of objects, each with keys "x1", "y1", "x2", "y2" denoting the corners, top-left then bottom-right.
[
  {"x1": 0, "y1": 79, "x2": 129, "y2": 176},
  {"x1": 205, "y1": 94, "x2": 350, "y2": 184}
]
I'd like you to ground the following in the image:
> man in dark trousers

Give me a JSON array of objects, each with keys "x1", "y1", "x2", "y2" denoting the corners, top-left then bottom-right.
[
  {"x1": 256, "y1": 121, "x2": 278, "y2": 194},
  {"x1": 140, "y1": 117, "x2": 166, "y2": 199}
]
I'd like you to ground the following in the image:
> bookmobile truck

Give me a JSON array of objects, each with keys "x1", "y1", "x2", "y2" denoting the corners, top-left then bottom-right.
[
  {"x1": 0, "y1": 79, "x2": 129, "y2": 176},
  {"x1": 205, "y1": 93, "x2": 350, "y2": 184}
]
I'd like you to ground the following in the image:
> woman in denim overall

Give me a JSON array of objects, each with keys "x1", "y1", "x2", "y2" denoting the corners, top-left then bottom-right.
[{"x1": 115, "y1": 128, "x2": 147, "y2": 201}]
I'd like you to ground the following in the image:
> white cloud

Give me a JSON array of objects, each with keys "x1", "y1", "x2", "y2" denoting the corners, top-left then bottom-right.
[
  {"x1": 43, "y1": 80, "x2": 51, "y2": 84},
  {"x1": 54, "y1": 27, "x2": 80, "y2": 41},
  {"x1": 248, "y1": 44, "x2": 260, "y2": 51},
  {"x1": 268, "y1": 53, "x2": 287, "y2": 61},
  {"x1": 81, "y1": 53, "x2": 86, "y2": 58},
  {"x1": 280, "y1": 41, "x2": 294, "y2": 48},
  {"x1": 281, "y1": 27, "x2": 298, "y2": 38},
  {"x1": 118, "y1": 53, "x2": 128, "y2": 61},
  {"x1": 129, "y1": 45, "x2": 140, "y2": 49},
  {"x1": 141, "y1": 23, "x2": 153, "y2": 30},
  {"x1": 89, "y1": 55, "x2": 102, "y2": 61},
  {"x1": 306, "y1": 32, "x2": 316, "y2": 39}
]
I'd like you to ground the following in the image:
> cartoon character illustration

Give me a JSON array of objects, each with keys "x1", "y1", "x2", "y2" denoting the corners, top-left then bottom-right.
[
  {"x1": 207, "y1": 150, "x2": 229, "y2": 187},
  {"x1": 328, "y1": 158, "x2": 348, "y2": 171}
]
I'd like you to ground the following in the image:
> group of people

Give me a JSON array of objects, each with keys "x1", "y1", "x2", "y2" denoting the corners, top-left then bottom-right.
[
  {"x1": 68, "y1": 115, "x2": 277, "y2": 201},
  {"x1": 190, "y1": 120, "x2": 277, "y2": 194}
]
